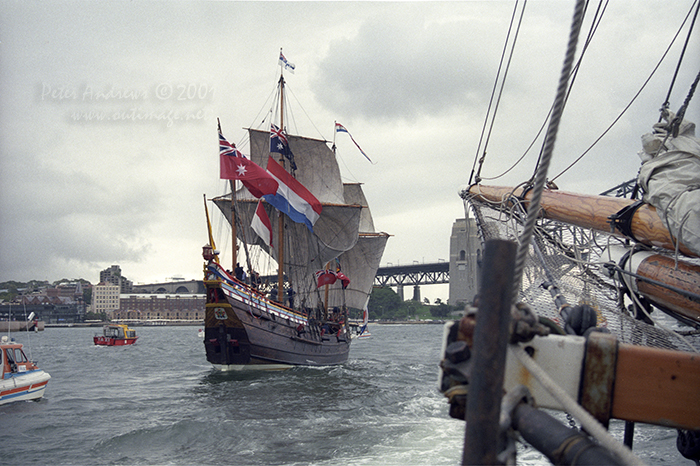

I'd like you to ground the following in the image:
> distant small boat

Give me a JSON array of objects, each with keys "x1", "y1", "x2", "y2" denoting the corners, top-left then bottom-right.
[
  {"x1": 1, "y1": 335, "x2": 51, "y2": 405},
  {"x1": 94, "y1": 324, "x2": 138, "y2": 346},
  {"x1": 352, "y1": 303, "x2": 372, "y2": 339},
  {"x1": 198, "y1": 328, "x2": 204, "y2": 338}
]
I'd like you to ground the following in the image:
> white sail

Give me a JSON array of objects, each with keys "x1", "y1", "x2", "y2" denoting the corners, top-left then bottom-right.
[{"x1": 212, "y1": 128, "x2": 388, "y2": 312}]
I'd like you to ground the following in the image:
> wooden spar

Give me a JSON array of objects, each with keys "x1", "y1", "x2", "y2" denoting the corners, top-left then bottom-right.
[
  {"x1": 612, "y1": 342, "x2": 700, "y2": 429},
  {"x1": 614, "y1": 247, "x2": 700, "y2": 326},
  {"x1": 637, "y1": 254, "x2": 700, "y2": 325},
  {"x1": 466, "y1": 185, "x2": 698, "y2": 258},
  {"x1": 503, "y1": 333, "x2": 700, "y2": 430},
  {"x1": 203, "y1": 194, "x2": 219, "y2": 264},
  {"x1": 217, "y1": 117, "x2": 238, "y2": 270}
]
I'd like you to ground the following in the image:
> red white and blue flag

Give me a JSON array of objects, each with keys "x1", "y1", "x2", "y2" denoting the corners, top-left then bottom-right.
[
  {"x1": 335, "y1": 122, "x2": 372, "y2": 163},
  {"x1": 270, "y1": 124, "x2": 296, "y2": 170},
  {"x1": 278, "y1": 51, "x2": 295, "y2": 73},
  {"x1": 264, "y1": 156, "x2": 322, "y2": 232},
  {"x1": 219, "y1": 131, "x2": 240, "y2": 157},
  {"x1": 251, "y1": 199, "x2": 273, "y2": 249},
  {"x1": 219, "y1": 131, "x2": 279, "y2": 198}
]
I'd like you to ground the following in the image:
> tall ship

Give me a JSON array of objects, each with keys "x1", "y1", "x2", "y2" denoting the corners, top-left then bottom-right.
[
  {"x1": 202, "y1": 55, "x2": 388, "y2": 370},
  {"x1": 438, "y1": 1, "x2": 700, "y2": 464}
]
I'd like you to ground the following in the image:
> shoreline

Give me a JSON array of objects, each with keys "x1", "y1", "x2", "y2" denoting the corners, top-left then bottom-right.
[{"x1": 37, "y1": 319, "x2": 450, "y2": 329}]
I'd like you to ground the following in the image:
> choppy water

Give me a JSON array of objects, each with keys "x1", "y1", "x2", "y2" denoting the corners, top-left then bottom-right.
[{"x1": 0, "y1": 324, "x2": 692, "y2": 465}]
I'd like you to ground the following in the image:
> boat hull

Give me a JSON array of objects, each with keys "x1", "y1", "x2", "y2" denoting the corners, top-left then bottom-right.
[
  {"x1": 93, "y1": 336, "x2": 138, "y2": 346},
  {"x1": 203, "y1": 266, "x2": 350, "y2": 370},
  {"x1": 0, "y1": 370, "x2": 51, "y2": 405}
]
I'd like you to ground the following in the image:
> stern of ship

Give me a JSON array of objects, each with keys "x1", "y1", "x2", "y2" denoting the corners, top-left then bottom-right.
[{"x1": 203, "y1": 277, "x2": 252, "y2": 369}]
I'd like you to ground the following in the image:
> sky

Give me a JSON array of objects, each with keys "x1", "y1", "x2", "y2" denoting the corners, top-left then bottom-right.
[{"x1": 1, "y1": 0, "x2": 698, "y2": 302}]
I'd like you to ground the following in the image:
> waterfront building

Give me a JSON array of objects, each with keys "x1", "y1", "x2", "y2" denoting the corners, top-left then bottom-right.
[
  {"x1": 92, "y1": 283, "x2": 120, "y2": 315},
  {"x1": 113, "y1": 293, "x2": 205, "y2": 322}
]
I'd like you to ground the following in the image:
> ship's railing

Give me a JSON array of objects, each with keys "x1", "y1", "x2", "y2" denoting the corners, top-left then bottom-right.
[{"x1": 206, "y1": 263, "x2": 308, "y2": 326}]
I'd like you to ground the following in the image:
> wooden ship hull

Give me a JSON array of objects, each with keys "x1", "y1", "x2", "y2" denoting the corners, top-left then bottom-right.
[
  {"x1": 203, "y1": 263, "x2": 349, "y2": 370},
  {"x1": 204, "y1": 64, "x2": 386, "y2": 371}
]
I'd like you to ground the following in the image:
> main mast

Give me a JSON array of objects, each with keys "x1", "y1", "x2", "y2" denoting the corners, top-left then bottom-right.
[{"x1": 276, "y1": 72, "x2": 286, "y2": 303}]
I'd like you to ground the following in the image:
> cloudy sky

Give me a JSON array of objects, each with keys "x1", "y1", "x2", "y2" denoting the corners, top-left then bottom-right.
[{"x1": 1, "y1": 1, "x2": 698, "y2": 301}]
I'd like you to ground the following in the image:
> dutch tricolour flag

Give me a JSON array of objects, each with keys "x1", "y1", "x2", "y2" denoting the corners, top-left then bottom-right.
[{"x1": 263, "y1": 156, "x2": 322, "y2": 232}]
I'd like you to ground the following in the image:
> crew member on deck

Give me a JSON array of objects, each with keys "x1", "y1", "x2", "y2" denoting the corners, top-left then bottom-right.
[{"x1": 287, "y1": 287, "x2": 296, "y2": 308}]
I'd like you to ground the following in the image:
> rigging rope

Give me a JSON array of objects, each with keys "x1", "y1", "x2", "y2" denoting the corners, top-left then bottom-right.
[
  {"x1": 477, "y1": 0, "x2": 609, "y2": 183},
  {"x1": 529, "y1": 0, "x2": 606, "y2": 183},
  {"x1": 551, "y1": 0, "x2": 699, "y2": 183},
  {"x1": 660, "y1": 0, "x2": 700, "y2": 122},
  {"x1": 469, "y1": 0, "x2": 526, "y2": 186},
  {"x1": 512, "y1": 0, "x2": 587, "y2": 297}
]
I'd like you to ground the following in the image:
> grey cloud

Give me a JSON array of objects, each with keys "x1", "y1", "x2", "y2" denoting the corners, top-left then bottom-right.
[{"x1": 314, "y1": 15, "x2": 498, "y2": 121}]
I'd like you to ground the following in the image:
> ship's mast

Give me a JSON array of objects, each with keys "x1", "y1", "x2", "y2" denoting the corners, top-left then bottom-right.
[
  {"x1": 230, "y1": 179, "x2": 237, "y2": 271},
  {"x1": 276, "y1": 71, "x2": 286, "y2": 303},
  {"x1": 218, "y1": 118, "x2": 238, "y2": 271}
]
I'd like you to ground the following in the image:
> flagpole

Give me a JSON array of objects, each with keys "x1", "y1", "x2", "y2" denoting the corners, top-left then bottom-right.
[
  {"x1": 332, "y1": 121, "x2": 337, "y2": 154},
  {"x1": 279, "y1": 48, "x2": 283, "y2": 77}
]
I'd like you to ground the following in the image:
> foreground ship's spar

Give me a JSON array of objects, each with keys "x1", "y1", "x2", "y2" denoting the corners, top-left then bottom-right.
[
  {"x1": 202, "y1": 61, "x2": 388, "y2": 370},
  {"x1": 439, "y1": 1, "x2": 700, "y2": 464}
]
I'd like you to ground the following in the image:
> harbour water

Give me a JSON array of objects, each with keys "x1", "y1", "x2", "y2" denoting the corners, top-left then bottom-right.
[{"x1": 1, "y1": 324, "x2": 692, "y2": 465}]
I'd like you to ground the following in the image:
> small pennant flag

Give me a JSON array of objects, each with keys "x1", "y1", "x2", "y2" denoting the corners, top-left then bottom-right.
[{"x1": 335, "y1": 122, "x2": 372, "y2": 163}]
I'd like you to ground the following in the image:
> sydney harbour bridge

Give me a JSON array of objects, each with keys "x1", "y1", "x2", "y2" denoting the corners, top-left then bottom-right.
[
  {"x1": 132, "y1": 262, "x2": 451, "y2": 302},
  {"x1": 373, "y1": 261, "x2": 449, "y2": 301}
]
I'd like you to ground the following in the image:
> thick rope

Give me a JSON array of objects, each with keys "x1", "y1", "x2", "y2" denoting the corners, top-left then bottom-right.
[{"x1": 511, "y1": 0, "x2": 586, "y2": 299}]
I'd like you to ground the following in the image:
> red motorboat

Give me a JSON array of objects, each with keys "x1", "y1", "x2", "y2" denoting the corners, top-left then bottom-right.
[{"x1": 94, "y1": 324, "x2": 138, "y2": 346}]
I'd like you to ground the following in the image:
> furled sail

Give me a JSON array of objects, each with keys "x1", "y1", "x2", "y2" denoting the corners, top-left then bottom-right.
[{"x1": 637, "y1": 114, "x2": 700, "y2": 256}]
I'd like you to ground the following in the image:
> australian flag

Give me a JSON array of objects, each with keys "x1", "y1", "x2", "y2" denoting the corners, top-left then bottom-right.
[{"x1": 270, "y1": 124, "x2": 297, "y2": 170}]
